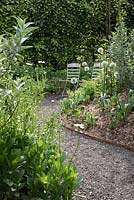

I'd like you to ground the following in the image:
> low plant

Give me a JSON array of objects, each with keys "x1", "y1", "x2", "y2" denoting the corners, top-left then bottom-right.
[
  {"x1": 72, "y1": 108, "x2": 82, "y2": 123},
  {"x1": 99, "y1": 93, "x2": 110, "y2": 112},
  {"x1": 79, "y1": 80, "x2": 97, "y2": 102},
  {"x1": 12, "y1": 64, "x2": 47, "y2": 81},
  {"x1": 110, "y1": 90, "x2": 134, "y2": 128},
  {"x1": 83, "y1": 112, "x2": 97, "y2": 129},
  {"x1": 61, "y1": 90, "x2": 83, "y2": 115},
  {"x1": 62, "y1": 80, "x2": 98, "y2": 116}
]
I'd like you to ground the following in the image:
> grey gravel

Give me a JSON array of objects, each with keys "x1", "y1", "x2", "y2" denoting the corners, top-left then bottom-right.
[{"x1": 39, "y1": 95, "x2": 134, "y2": 200}]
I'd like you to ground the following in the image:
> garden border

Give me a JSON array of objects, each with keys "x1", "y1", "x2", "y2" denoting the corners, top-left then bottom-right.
[{"x1": 64, "y1": 125, "x2": 134, "y2": 153}]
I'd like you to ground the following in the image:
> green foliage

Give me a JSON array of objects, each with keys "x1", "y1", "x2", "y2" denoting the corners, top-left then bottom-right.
[
  {"x1": 45, "y1": 69, "x2": 67, "y2": 94},
  {"x1": 83, "y1": 112, "x2": 97, "y2": 129},
  {"x1": 0, "y1": 16, "x2": 37, "y2": 68},
  {"x1": 62, "y1": 80, "x2": 97, "y2": 115},
  {"x1": 62, "y1": 91, "x2": 82, "y2": 116},
  {"x1": 26, "y1": 0, "x2": 106, "y2": 67},
  {"x1": 0, "y1": 17, "x2": 79, "y2": 199},
  {"x1": 108, "y1": 21, "x2": 134, "y2": 90},
  {"x1": 12, "y1": 64, "x2": 47, "y2": 82},
  {"x1": 125, "y1": 0, "x2": 134, "y2": 29},
  {"x1": 110, "y1": 90, "x2": 134, "y2": 128},
  {"x1": 99, "y1": 93, "x2": 111, "y2": 112},
  {"x1": 1, "y1": 0, "x2": 125, "y2": 69},
  {"x1": 79, "y1": 80, "x2": 97, "y2": 101}
]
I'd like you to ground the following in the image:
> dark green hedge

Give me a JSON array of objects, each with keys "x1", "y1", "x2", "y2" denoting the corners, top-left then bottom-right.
[{"x1": 1, "y1": 0, "x2": 133, "y2": 69}]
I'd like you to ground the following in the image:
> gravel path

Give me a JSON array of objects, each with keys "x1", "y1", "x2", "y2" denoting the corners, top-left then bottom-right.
[{"x1": 39, "y1": 95, "x2": 134, "y2": 200}]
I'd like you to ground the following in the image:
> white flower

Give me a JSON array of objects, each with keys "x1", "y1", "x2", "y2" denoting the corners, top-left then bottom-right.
[
  {"x1": 84, "y1": 66, "x2": 89, "y2": 71},
  {"x1": 0, "y1": 67, "x2": 6, "y2": 73},
  {"x1": 82, "y1": 61, "x2": 88, "y2": 67},
  {"x1": 110, "y1": 107, "x2": 116, "y2": 115},
  {"x1": 101, "y1": 61, "x2": 108, "y2": 68},
  {"x1": 79, "y1": 124, "x2": 85, "y2": 129},
  {"x1": 129, "y1": 89, "x2": 133, "y2": 95},
  {"x1": 106, "y1": 75, "x2": 110, "y2": 78},
  {"x1": 4, "y1": 90, "x2": 12, "y2": 97},
  {"x1": 124, "y1": 104, "x2": 129, "y2": 108},
  {"x1": 74, "y1": 123, "x2": 85, "y2": 129},
  {"x1": 38, "y1": 60, "x2": 45, "y2": 64},
  {"x1": 114, "y1": 72, "x2": 119, "y2": 78},
  {"x1": 51, "y1": 100, "x2": 55, "y2": 103},
  {"x1": 26, "y1": 62, "x2": 33, "y2": 66},
  {"x1": 71, "y1": 78, "x2": 78, "y2": 84},
  {"x1": 74, "y1": 124, "x2": 80, "y2": 127},
  {"x1": 98, "y1": 47, "x2": 104, "y2": 54},
  {"x1": 109, "y1": 62, "x2": 116, "y2": 68},
  {"x1": 0, "y1": 58, "x2": 6, "y2": 62}
]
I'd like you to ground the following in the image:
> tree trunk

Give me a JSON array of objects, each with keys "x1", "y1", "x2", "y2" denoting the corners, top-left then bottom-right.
[{"x1": 106, "y1": 0, "x2": 110, "y2": 38}]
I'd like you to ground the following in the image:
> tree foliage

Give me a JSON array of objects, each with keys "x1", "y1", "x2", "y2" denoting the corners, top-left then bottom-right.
[{"x1": 0, "y1": 0, "x2": 134, "y2": 69}]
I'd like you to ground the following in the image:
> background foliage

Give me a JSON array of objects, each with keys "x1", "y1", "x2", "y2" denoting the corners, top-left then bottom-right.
[{"x1": 1, "y1": 0, "x2": 133, "y2": 69}]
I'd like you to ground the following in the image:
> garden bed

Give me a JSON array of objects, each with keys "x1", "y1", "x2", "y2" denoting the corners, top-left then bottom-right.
[{"x1": 62, "y1": 102, "x2": 134, "y2": 152}]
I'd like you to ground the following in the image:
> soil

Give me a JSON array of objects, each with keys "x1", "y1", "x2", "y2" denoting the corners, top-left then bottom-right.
[
  {"x1": 38, "y1": 94, "x2": 134, "y2": 200},
  {"x1": 62, "y1": 100, "x2": 134, "y2": 151}
]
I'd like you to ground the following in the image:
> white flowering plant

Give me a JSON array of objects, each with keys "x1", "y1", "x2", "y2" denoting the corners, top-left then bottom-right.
[
  {"x1": 84, "y1": 66, "x2": 89, "y2": 72},
  {"x1": 100, "y1": 59, "x2": 118, "y2": 96},
  {"x1": 71, "y1": 77, "x2": 78, "y2": 84},
  {"x1": 82, "y1": 61, "x2": 88, "y2": 67},
  {"x1": 98, "y1": 47, "x2": 104, "y2": 55}
]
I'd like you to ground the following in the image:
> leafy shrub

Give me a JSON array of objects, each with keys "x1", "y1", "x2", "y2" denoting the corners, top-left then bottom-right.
[
  {"x1": 0, "y1": 17, "x2": 79, "y2": 199},
  {"x1": 79, "y1": 80, "x2": 97, "y2": 101},
  {"x1": 12, "y1": 64, "x2": 46, "y2": 81},
  {"x1": 108, "y1": 20, "x2": 134, "y2": 90},
  {"x1": 62, "y1": 80, "x2": 97, "y2": 115}
]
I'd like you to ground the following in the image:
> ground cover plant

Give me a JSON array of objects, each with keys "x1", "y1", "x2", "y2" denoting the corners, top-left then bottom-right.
[
  {"x1": 61, "y1": 18, "x2": 134, "y2": 150},
  {"x1": 0, "y1": 17, "x2": 79, "y2": 200}
]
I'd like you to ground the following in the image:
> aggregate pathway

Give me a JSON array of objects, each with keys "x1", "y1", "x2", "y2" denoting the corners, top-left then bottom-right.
[{"x1": 39, "y1": 95, "x2": 134, "y2": 200}]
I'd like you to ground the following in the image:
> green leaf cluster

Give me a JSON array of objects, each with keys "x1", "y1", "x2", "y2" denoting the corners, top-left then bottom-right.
[{"x1": 0, "y1": 17, "x2": 79, "y2": 199}]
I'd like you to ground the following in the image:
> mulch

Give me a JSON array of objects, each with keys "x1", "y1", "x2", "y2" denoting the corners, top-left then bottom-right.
[{"x1": 62, "y1": 102, "x2": 134, "y2": 152}]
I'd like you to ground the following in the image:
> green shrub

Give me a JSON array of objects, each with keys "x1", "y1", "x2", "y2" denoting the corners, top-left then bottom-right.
[
  {"x1": 62, "y1": 80, "x2": 98, "y2": 115},
  {"x1": 79, "y1": 80, "x2": 97, "y2": 101},
  {"x1": 108, "y1": 20, "x2": 134, "y2": 90},
  {"x1": 0, "y1": 17, "x2": 79, "y2": 199}
]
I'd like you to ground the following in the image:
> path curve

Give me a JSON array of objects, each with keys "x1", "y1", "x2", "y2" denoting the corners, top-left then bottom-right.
[{"x1": 39, "y1": 95, "x2": 134, "y2": 200}]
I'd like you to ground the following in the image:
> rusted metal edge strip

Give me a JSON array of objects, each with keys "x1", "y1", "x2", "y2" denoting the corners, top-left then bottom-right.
[{"x1": 64, "y1": 125, "x2": 134, "y2": 153}]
